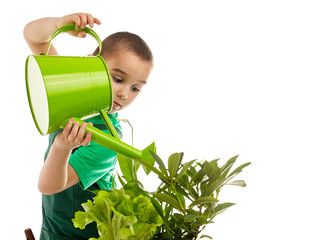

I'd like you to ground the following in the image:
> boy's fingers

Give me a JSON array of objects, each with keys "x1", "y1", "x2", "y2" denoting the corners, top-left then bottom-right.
[
  {"x1": 62, "y1": 118, "x2": 74, "y2": 137},
  {"x1": 80, "y1": 14, "x2": 88, "y2": 29},
  {"x1": 87, "y1": 14, "x2": 94, "y2": 28},
  {"x1": 76, "y1": 122, "x2": 87, "y2": 141},
  {"x1": 81, "y1": 132, "x2": 92, "y2": 146},
  {"x1": 68, "y1": 121, "x2": 80, "y2": 141},
  {"x1": 94, "y1": 17, "x2": 101, "y2": 25},
  {"x1": 72, "y1": 15, "x2": 81, "y2": 30}
]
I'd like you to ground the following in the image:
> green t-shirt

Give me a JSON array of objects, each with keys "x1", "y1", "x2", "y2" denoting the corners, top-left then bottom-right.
[{"x1": 40, "y1": 113, "x2": 121, "y2": 240}]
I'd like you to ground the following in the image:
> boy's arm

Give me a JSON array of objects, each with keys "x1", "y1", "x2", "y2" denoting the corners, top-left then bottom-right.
[
  {"x1": 23, "y1": 13, "x2": 101, "y2": 55},
  {"x1": 38, "y1": 119, "x2": 92, "y2": 195}
]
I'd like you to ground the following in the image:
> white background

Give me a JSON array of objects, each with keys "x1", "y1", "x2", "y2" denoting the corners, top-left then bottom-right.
[{"x1": 1, "y1": 0, "x2": 329, "y2": 239}]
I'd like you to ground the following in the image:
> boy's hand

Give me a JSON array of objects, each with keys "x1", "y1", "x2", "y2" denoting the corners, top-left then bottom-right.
[
  {"x1": 56, "y1": 13, "x2": 101, "y2": 38},
  {"x1": 55, "y1": 118, "x2": 93, "y2": 151}
]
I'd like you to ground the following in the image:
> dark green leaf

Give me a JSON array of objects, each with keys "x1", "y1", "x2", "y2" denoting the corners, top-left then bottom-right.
[
  {"x1": 150, "y1": 151, "x2": 167, "y2": 174},
  {"x1": 191, "y1": 167, "x2": 206, "y2": 184},
  {"x1": 184, "y1": 214, "x2": 202, "y2": 222},
  {"x1": 190, "y1": 187, "x2": 199, "y2": 200},
  {"x1": 211, "y1": 202, "x2": 235, "y2": 217},
  {"x1": 154, "y1": 192, "x2": 182, "y2": 212},
  {"x1": 168, "y1": 152, "x2": 184, "y2": 178},
  {"x1": 205, "y1": 177, "x2": 226, "y2": 196},
  {"x1": 189, "y1": 196, "x2": 219, "y2": 208},
  {"x1": 175, "y1": 184, "x2": 190, "y2": 200},
  {"x1": 150, "y1": 197, "x2": 164, "y2": 219},
  {"x1": 188, "y1": 165, "x2": 197, "y2": 177},
  {"x1": 175, "y1": 159, "x2": 196, "y2": 183},
  {"x1": 133, "y1": 157, "x2": 164, "y2": 178}
]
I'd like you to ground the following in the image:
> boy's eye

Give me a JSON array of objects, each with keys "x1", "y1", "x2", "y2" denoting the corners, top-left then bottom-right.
[
  {"x1": 132, "y1": 86, "x2": 140, "y2": 92},
  {"x1": 112, "y1": 76, "x2": 122, "y2": 83}
]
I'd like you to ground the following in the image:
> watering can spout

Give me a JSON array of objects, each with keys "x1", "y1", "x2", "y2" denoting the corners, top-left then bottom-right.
[{"x1": 60, "y1": 118, "x2": 156, "y2": 161}]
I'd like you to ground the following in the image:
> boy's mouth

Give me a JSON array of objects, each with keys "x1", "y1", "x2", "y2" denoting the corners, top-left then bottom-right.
[{"x1": 113, "y1": 101, "x2": 121, "y2": 110}]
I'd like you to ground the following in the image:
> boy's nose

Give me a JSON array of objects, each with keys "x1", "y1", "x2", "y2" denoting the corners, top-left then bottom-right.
[{"x1": 117, "y1": 89, "x2": 129, "y2": 100}]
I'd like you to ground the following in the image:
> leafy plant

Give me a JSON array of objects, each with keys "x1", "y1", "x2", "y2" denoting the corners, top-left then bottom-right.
[
  {"x1": 121, "y1": 152, "x2": 251, "y2": 240},
  {"x1": 72, "y1": 188, "x2": 163, "y2": 240}
]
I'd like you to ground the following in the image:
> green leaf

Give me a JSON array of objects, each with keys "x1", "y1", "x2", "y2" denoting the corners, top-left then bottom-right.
[
  {"x1": 133, "y1": 157, "x2": 164, "y2": 178},
  {"x1": 117, "y1": 173, "x2": 126, "y2": 186},
  {"x1": 150, "y1": 197, "x2": 164, "y2": 219},
  {"x1": 220, "y1": 155, "x2": 238, "y2": 178},
  {"x1": 205, "y1": 177, "x2": 226, "y2": 196},
  {"x1": 227, "y1": 180, "x2": 247, "y2": 187},
  {"x1": 191, "y1": 167, "x2": 206, "y2": 185},
  {"x1": 72, "y1": 188, "x2": 163, "y2": 240},
  {"x1": 117, "y1": 153, "x2": 134, "y2": 182},
  {"x1": 184, "y1": 214, "x2": 202, "y2": 222},
  {"x1": 175, "y1": 159, "x2": 196, "y2": 184},
  {"x1": 168, "y1": 152, "x2": 184, "y2": 178},
  {"x1": 153, "y1": 192, "x2": 182, "y2": 212},
  {"x1": 188, "y1": 165, "x2": 197, "y2": 177},
  {"x1": 189, "y1": 196, "x2": 219, "y2": 208},
  {"x1": 175, "y1": 184, "x2": 191, "y2": 200},
  {"x1": 227, "y1": 162, "x2": 251, "y2": 178},
  {"x1": 204, "y1": 161, "x2": 217, "y2": 183},
  {"x1": 211, "y1": 202, "x2": 235, "y2": 217},
  {"x1": 150, "y1": 151, "x2": 167, "y2": 173},
  {"x1": 200, "y1": 234, "x2": 213, "y2": 239},
  {"x1": 190, "y1": 187, "x2": 199, "y2": 200}
]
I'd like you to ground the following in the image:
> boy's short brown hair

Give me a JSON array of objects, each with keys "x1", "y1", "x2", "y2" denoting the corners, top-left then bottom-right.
[{"x1": 93, "y1": 32, "x2": 153, "y2": 65}]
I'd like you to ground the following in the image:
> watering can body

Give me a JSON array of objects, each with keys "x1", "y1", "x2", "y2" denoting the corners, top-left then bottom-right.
[
  {"x1": 25, "y1": 24, "x2": 156, "y2": 162},
  {"x1": 26, "y1": 54, "x2": 112, "y2": 135}
]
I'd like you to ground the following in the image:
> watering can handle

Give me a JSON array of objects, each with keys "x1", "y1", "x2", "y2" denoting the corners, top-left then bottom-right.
[{"x1": 45, "y1": 24, "x2": 103, "y2": 56}]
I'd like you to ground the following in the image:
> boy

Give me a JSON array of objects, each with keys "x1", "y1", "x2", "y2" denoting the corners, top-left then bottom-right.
[{"x1": 24, "y1": 13, "x2": 153, "y2": 239}]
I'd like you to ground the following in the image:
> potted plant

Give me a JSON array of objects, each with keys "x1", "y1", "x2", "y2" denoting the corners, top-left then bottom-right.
[
  {"x1": 72, "y1": 139, "x2": 250, "y2": 240},
  {"x1": 131, "y1": 152, "x2": 251, "y2": 240}
]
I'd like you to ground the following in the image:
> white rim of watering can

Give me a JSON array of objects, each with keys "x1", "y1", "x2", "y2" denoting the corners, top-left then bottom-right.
[{"x1": 25, "y1": 55, "x2": 49, "y2": 135}]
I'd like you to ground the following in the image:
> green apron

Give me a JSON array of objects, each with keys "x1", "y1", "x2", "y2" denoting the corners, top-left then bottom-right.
[{"x1": 40, "y1": 115, "x2": 121, "y2": 240}]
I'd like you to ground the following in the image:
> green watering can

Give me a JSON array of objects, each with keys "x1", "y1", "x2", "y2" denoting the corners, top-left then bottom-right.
[{"x1": 25, "y1": 24, "x2": 155, "y2": 161}]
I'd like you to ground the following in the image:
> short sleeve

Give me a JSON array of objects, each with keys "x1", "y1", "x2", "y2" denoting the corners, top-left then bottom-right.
[{"x1": 69, "y1": 136, "x2": 118, "y2": 190}]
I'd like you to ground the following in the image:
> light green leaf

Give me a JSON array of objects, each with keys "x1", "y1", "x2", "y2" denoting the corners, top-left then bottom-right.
[
  {"x1": 117, "y1": 153, "x2": 133, "y2": 182},
  {"x1": 220, "y1": 155, "x2": 238, "y2": 178},
  {"x1": 227, "y1": 180, "x2": 247, "y2": 187},
  {"x1": 227, "y1": 162, "x2": 251, "y2": 178},
  {"x1": 189, "y1": 196, "x2": 219, "y2": 208},
  {"x1": 200, "y1": 235, "x2": 213, "y2": 239},
  {"x1": 168, "y1": 152, "x2": 184, "y2": 178}
]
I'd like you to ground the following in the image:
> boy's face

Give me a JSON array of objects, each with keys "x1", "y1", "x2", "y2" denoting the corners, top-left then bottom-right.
[{"x1": 105, "y1": 50, "x2": 152, "y2": 114}]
